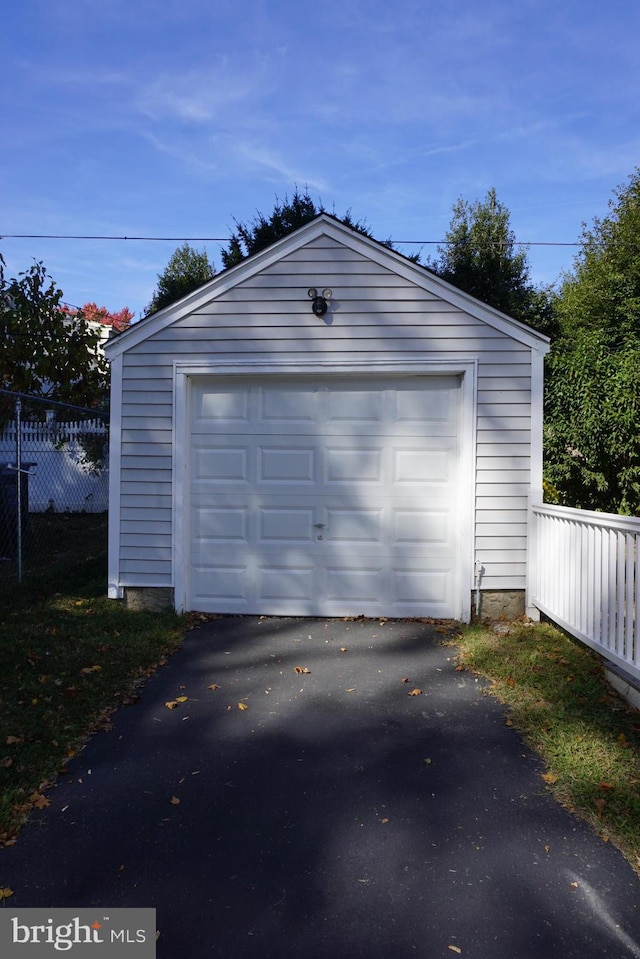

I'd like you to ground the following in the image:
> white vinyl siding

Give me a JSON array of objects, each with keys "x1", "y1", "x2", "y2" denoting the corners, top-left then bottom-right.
[
  {"x1": 117, "y1": 357, "x2": 174, "y2": 585},
  {"x1": 109, "y1": 222, "x2": 547, "y2": 603}
]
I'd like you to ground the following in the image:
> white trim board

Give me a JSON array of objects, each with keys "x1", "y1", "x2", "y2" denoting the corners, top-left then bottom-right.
[
  {"x1": 173, "y1": 358, "x2": 476, "y2": 620},
  {"x1": 107, "y1": 354, "x2": 124, "y2": 599}
]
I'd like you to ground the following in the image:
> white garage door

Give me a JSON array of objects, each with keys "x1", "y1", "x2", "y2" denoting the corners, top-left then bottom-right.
[{"x1": 187, "y1": 375, "x2": 463, "y2": 618}]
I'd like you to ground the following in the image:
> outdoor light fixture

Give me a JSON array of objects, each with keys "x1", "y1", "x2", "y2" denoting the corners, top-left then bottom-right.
[{"x1": 308, "y1": 287, "x2": 332, "y2": 317}]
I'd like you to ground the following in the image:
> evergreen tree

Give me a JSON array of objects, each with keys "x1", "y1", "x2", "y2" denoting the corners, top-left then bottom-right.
[
  {"x1": 220, "y1": 188, "x2": 389, "y2": 269},
  {"x1": 430, "y1": 188, "x2": 557, "y2": 335},
  {"x1": 146, "y1": 242, "x2": 215, "y2": 315}
]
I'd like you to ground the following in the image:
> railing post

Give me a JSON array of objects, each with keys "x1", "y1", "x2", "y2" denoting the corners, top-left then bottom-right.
[
  {"x1": 15, "y1": 398, "x2": 23, "y2": 584},
  {"x1": 526, "y1": 490, "x2": 541, "y2": 620}
]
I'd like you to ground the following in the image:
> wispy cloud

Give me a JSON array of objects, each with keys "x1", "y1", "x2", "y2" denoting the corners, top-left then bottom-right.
[
  {"x1": 137, "y1": 129, "x2": 221, "y2": 172},
  {"x1": 548, "y1": 136, "x2": 640, "y2": 182},
  {"x1": 134, "y1": 59, "x2": 274, "y2": 124},
  {"x1": 228, "y1": 141, "x2": 329, "y2": 193},
  {"x1": 2, "y1": 0, "x2": 639, "y2": 316}
]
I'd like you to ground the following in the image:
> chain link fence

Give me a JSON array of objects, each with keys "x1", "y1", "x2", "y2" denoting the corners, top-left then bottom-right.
[{"x1": 0, "y1": 390, "x2": 109, "y2": 588}]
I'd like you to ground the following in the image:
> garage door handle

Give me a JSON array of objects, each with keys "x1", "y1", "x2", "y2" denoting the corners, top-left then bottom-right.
[{"x1": 313, "y1": 523, "x2": 326, "y2": 529}]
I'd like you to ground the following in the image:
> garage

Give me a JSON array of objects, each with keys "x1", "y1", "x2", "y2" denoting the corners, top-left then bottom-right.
[
  {"x1": 187, "y1": 373, "x2": 462, "y2": 618},
  {"x1": 105, "y1": 213, "x2": 549, "y2": 621}
]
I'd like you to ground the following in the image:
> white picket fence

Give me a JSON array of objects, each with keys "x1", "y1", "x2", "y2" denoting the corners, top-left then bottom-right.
[
  {"x1": 529, "y1": 502, "x2": 640, "y2": 682},
  {"x1": 0, "y1": 418, "x2": 108, "y2": 513}
]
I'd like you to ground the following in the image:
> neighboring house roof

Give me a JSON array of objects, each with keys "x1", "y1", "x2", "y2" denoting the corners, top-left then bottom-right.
[{"x1": 105, "y1": 214, "x2": 550, "y2": 361}]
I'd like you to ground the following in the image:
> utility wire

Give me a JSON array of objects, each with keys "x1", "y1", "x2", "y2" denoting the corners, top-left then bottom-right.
[{"x1": 0, "y1": 233, "x2": 581, "y2": 247}]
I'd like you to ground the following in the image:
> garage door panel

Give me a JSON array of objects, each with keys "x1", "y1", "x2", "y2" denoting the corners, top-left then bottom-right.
[
  {"x1": 396, "y1": 375, "x2": 458, "y2": 402},
  {"x1": 393, "y1": 448, "x2": 451, "y2": 483},
  {"x1": 394, "y1": 566, "x2": 450, "y2": 605},
  {"x1": 193, "y1": 436, "x2": 456, "y2": 490},
  {"x1": 324, "y1": 508, "x2": 383, "y2": 543},
  {"x1": 191, "y1": 564, "x2": 249, "y2": 603},
  {"x1": 325, "y1": 565, "x2": 385, "y2": 602},
  {"x1": 393, "y1": 508, "x2": 450, "y2": 545},
  {"x1": 259, "y1": 564, "x2": 316, "y2": 601},
  {"x1": 193, "y1": 445, "x2": 249, "y2": 482},
  {"x1": 192, "y1": 506, "x2": 248, "y2": 542},
  {"x1": 193, "y1": 387, "x2": 250, "y2": 425},
  {"x1": 325, "y1": 446, "x2": 383, "y2": 483},
  {"x1": 188, "y1": 375, "x2": 463, "y2": 617},
  {"x1": 259, "y1": 446, "x2": 317, "y2": 483},
  {"x1": 326, "y1": 389, "x2": 385, "y2": 424},
  {"x1": 259, "y1": 386, "x2": 319, "y2": 424},
  {"x1": 259, "y1": 507, "x2": 315, "y2": 542}
]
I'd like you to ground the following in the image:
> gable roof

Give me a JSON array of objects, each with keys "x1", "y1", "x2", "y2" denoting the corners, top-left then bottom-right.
[{"x1": 105, "y1": 214, "x2": 550, "y2": 360}]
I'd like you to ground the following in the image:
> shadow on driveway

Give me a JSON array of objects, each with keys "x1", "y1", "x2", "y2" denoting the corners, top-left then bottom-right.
[{"x1": 1, "y1": 617, "x2": 639, "y2": 958}]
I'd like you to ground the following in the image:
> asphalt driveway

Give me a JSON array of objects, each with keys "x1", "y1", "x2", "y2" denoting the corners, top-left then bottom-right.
[{"x1": 1, "y1": 616, "x2": 639, "y2": 958}]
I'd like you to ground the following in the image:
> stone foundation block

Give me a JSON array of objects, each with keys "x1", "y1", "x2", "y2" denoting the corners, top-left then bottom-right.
[
  {"x1": 473, "y1": 589, "x2": 526, "y2": 622},
  {"x1": 124, "y1": 587, "x2": 175, "y2": 612}
]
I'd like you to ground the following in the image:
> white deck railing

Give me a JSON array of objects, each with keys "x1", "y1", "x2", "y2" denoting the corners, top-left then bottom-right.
[{"x1": 529, "y1": 502, "x2": 640, "y2": 682}]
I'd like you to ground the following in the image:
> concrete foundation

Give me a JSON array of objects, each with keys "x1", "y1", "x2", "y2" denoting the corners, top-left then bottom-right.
[
  {"x1": 473, "y1": 589, "x2": 526, "y2": 622},
  {"x1": 124, "y1": 587, "x2": 175, "y2": 612},
  {"x1": 122, "y1": 587, "x2": 528, "y2": 621},
  {"x1": 605, "y1": 664, "x2": 640, "y2": 712}
]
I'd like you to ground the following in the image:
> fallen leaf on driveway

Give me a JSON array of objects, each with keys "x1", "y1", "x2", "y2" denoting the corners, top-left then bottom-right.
[
  {"x1": 340, "y1": 647, "x2": 348, "y2": 653},
  {"x1": 170, "y1": 796, "x2": 180, "y2": 805},
  {"x1": 238, "y1": 702, "x2": 248, "y2": 711},
  {"x1": 408, "y1": 689, "x2": 422, "y2": 697},
  {"x1": 165, "y1": 701, "x2": 179, "y2": 709},
  {"x1": 0, "y1": 887, "x2": 14, "y2": 900},
  {"x1": 207, "y1": 684, "x2": 220, "y2": 691},
  {"x1": 175, "y1": 696, "x2": 188, "y2": 703},
  {"x1": 294, "y1": 666, "x2": 310, "y2": 675},
  {"x1": 448, "y1": 947, "x2": 462, "y2": 954},
  {"x1": 400, "y1": 677, "x2": 410, "y2": 684}
]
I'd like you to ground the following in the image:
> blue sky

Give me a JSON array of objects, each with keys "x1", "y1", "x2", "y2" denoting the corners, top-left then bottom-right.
[{"x1": 2, "y1": 0, "x2": 639, "y2": 320}]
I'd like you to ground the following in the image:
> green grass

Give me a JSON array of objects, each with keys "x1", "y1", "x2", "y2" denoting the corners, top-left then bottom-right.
[
  {"x1": 0, "y1": 515, "x2": 186, "y2": 845},
  {"x1": 2, "y1": 520, "x2": 639, "y2": 875},
  {"x1": 455, "y1": 620, "x2": 640, "y2": 874}
]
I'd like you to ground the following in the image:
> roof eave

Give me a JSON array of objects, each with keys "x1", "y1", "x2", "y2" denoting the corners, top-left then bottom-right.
[{"x1": 105, "y1": 214, "x2": 551, "y2": 359}]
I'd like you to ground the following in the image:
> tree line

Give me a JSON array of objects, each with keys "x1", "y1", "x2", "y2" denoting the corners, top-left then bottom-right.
[{"x1": 2, "y1": 173, "x2": 640, "y2": 514}]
